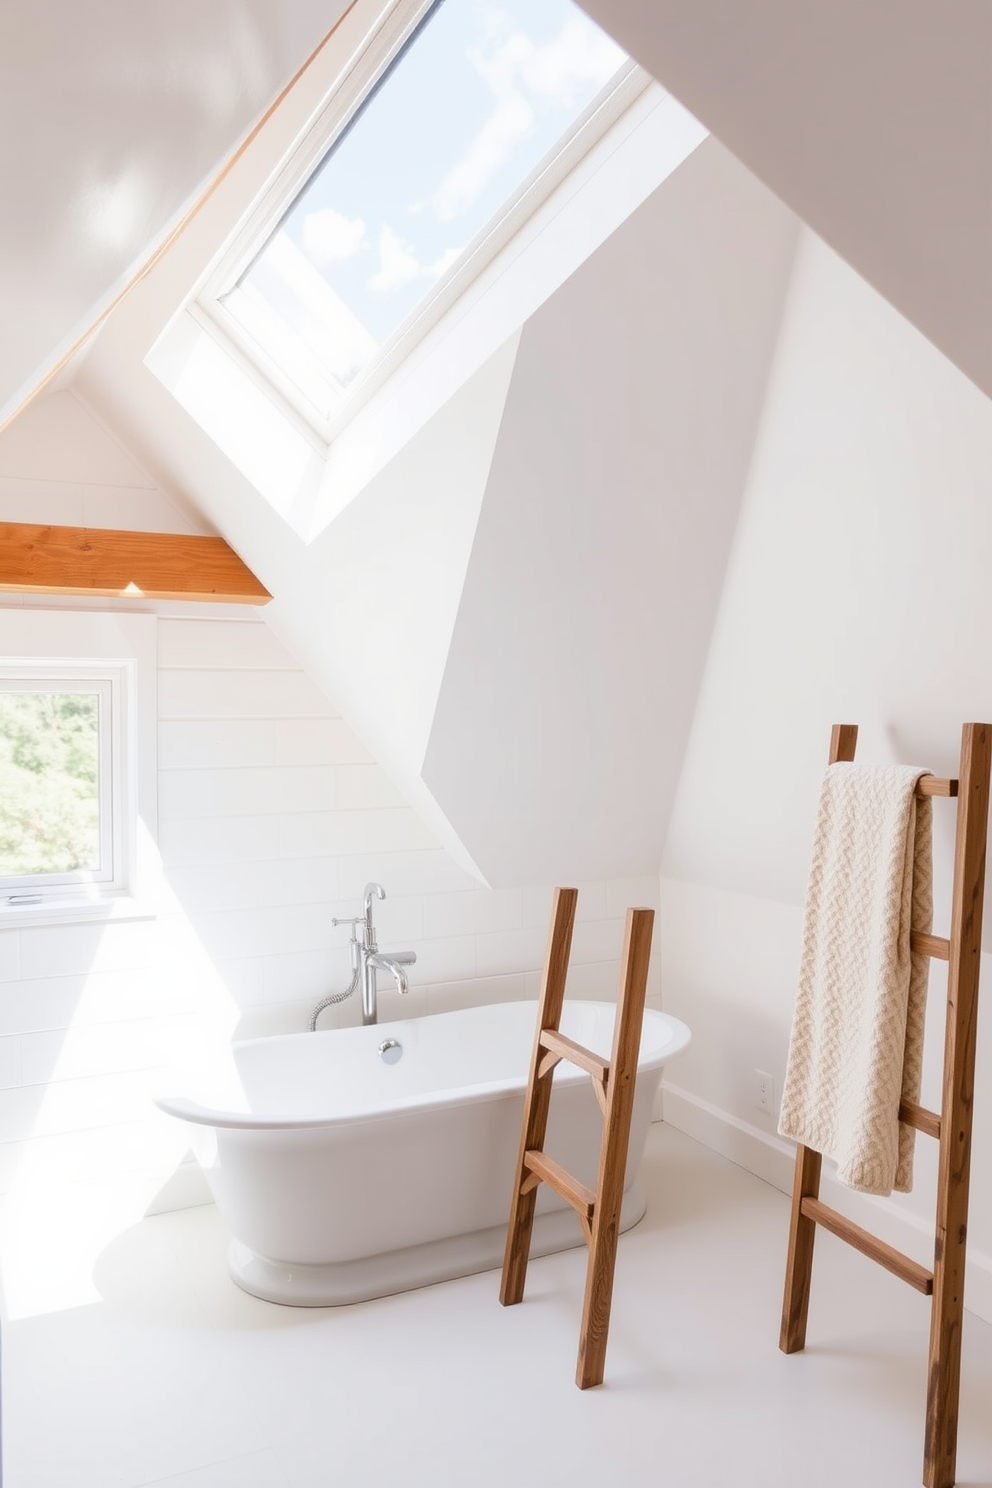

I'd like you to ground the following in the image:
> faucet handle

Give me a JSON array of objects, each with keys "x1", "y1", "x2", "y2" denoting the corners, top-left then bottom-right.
[{"x1": 331, "y1": 915, "x2": 364, "y2": 932}]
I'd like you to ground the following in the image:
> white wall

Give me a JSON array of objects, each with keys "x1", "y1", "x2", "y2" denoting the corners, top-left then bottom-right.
[
  {"x1": 0, "y1": 389, "x2": 203, "y2": 532},
  {"x1": 155, "y1": 614, "x2": 662, "y2": 1038},
  {"x1": 659, "y1": 228, "x2": 992, "y2": 1321},
  {"x1": 259, "y1": 331, "x2": 522, "y2": 882},
  {"x1": 424, "y1": 138, "x2": 797, "y2": 886},
  {"x1": 0, "y1": 392, "x2": 661, "y2": 1317}
]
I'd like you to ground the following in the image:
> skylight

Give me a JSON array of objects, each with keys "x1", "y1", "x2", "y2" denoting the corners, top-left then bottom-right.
[{"x1": 217, "y1": 0, "x2": 629, "y2": 425}]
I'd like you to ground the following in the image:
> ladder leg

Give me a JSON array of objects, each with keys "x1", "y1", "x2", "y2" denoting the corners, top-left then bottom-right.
[
  {"x1": 500, "y1": 887, "x2": 578, "y2": 1307},
  {"x1": 576, "y1": 907, "x2": 654, "y2": 1389},
  {"x1": 923, "y1": 722, "x2": 990, "y2": 1488},
  {"x1": 926, "y1": 1245, "x2": 966, "y2": 1488},
  {"x1": 780, "y1": 722, "x2": 856, "y2": 1355},
  {"x1": 780, "y1": 1143, "x2": 822, "y2": 1352}
]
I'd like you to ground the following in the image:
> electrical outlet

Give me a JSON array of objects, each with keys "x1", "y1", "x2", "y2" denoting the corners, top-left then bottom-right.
[{"x1": 755, "y1": 1069, "x2": 774, "y2": 1115}]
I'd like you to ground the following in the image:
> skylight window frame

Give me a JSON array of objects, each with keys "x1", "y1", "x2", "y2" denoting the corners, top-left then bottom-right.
[{"x1": 197, "y1": 0, "x2": 648, "y2": 445}]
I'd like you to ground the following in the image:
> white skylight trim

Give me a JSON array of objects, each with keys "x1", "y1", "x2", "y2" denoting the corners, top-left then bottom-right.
[{"x1": 199, "y1": 0, "x2": 643, "y2": 439}]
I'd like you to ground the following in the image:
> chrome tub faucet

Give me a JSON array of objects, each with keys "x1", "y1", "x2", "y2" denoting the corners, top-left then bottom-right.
[{"x1": 313, "y1": 881, "x2": 416, "y2": 1028}]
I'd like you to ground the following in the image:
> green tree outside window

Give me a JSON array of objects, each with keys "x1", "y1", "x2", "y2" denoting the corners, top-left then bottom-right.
[{"x1": 0, "y1": 692, "x2": 101, "y2": 877}]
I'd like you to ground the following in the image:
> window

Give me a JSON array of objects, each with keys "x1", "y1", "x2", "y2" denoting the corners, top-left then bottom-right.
[
  {"x1": 206, "y1": 0, "x2": 635, "y2": 431},
  {"x1": 0, "y1": 675, "x2": 111, "y2": 892},
  {"x1": 0, "y1": 659, "x2": 138, "y2": 916},
  {"x1": 0, "y1": 613, "x2": 156, "y2": 926}
]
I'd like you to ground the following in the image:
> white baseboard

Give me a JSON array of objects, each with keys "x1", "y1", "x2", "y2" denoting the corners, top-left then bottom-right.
[
  {"x1": 655, "y1": 1080, "x2": 795, "y2": 1191},
  {"x1": 656, "y1": 1079, "x2": 992, "y2": 1329}
]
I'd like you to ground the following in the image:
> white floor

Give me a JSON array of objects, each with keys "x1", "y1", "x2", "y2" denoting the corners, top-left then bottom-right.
[{"x1": 4, "y1": 1124, "x2": 992, "y2": 1488}]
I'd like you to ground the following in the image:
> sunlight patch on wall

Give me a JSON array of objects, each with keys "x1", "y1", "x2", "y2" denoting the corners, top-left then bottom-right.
[
  {"x1": 151, "y1": 316, "x2": 324, "y2": 541},
  {"x1": 0, "y1": 847, "x2": 240, "y2": 1320}
]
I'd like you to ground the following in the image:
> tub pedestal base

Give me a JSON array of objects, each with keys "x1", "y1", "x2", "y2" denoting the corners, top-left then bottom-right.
[{"x1": 228, "y1": 1182, "x2": 647, "y2": 1307}]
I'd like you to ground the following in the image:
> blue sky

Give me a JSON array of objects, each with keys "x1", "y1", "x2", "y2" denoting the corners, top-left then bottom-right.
[{"x1": 238, "y1": 0, "x2": 627, "y2": 393}]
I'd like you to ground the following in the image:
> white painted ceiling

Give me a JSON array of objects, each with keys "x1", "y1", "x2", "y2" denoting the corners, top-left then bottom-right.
[
  {"x1": 0, "y1": 0, "x2": 349, "y2": 421},
  {"x1": 5, "y1": 1, "x2": 990, "y2": 424},
  {"x1": 578, "y1": 0, "x2": 992, "y2": 401},
  {"x1": 5, "y1": 0, "x2": 991, "y2": 428}
]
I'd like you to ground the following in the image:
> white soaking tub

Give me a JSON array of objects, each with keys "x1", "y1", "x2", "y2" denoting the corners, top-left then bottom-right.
[{"x1": 156, "y1": 1000, "x2": 691, "y2": 1306}]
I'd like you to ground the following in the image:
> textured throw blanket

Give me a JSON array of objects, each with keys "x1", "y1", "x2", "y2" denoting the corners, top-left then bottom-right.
[{"x1": 778, "y1": 762, "x2": 932, "y2": 1195}]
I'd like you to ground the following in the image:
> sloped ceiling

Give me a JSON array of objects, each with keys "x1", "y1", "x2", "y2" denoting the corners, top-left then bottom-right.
[
  {"x1": 8, "y1": 2, "x2": 989, "y2": 426},
  {"x1": 0, "y1": 387, "x2": 201, "y2": 532},
  {"x1": 578, "y1": 0, "x2": 992, "y2": 401},
  {"x1": 0, "y1": 389, "x2": 159, "y2": 489},
  {"x1": 0, "y1": 0, "x2": 349, "y2": 421},
  {"x1": 17, "y1": 0, "x2": 979, "y2": 886}
]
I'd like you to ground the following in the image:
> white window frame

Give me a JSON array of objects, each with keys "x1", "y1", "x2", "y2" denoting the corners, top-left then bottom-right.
[
  {"x1": 195, "y1": 0, "x2": 648, "y2": 443},
  {"x1": 0, "y1": 611, "x2": 157, "y2": 928},
  {"x1": 0, "y1": 660, "x2": 133, "y2": 912},
  {"x1": 0, "y1": 668, "x2": 121, "y2": 896}
]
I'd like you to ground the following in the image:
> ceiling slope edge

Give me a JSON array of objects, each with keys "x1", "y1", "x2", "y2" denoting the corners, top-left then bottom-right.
[{"x1": 577, "y1": 0, "x2": 992, "y2": 402}]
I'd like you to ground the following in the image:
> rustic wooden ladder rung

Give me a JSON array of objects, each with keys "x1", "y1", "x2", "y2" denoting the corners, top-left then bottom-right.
[
  {"x1": 780, "y1": 722, "x2": 992, "y2": 1488},
  {"x1": 499, "y1": 886, "x2": 654, "y2": 1389}
]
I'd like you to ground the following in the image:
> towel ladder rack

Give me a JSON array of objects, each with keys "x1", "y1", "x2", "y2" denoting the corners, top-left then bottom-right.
[
  {"x1": 500, "y1": 887, "x2": 654, "y2": 1388},
  {"x1": 780, "y1": 722, "x2": 991, "y2": 1488}
]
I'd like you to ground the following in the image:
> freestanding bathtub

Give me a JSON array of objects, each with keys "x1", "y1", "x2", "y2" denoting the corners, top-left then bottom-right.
[{"x1": 156, "y1": 1000, "x2": 691, "y2": 1306}]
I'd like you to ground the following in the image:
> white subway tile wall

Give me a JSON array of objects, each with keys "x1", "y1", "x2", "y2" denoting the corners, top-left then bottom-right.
[{"x1": 0, "y1": 612, "x2": 663, "y2": 1220}]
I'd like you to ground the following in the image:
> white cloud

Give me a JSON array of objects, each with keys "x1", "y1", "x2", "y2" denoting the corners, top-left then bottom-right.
[
  {"x1": 366, "y1": 227, "x2": 464, "y2": 296},
  {"x1": 302, "y1": 208, "x2": 367, "y2": 264},
  {"x1": 427, "y1": 6, "x2": 625, "y2": 225},
  {"x1": 431, "y1": 90, "x2": 534, "y2": 223},
  {"x1": 521, "y1": 16, "x2": 626, "y2": 109},
  {"x1": 368, "y1": 225, "x2": 425, "y2": 294},
  {"x1": 467, "y1": 6, "x2": 534, "y2": 97}
]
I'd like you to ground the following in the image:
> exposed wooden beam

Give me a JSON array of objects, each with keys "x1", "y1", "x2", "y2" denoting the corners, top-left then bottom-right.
[{"x1": 0, "y1": 522, "x2": 271, "y2": 604}]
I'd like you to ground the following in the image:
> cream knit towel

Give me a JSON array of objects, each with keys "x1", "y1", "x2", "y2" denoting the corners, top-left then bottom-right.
[{"x1": 778, "y1": 762, "x2": 932, "y2": 1196}]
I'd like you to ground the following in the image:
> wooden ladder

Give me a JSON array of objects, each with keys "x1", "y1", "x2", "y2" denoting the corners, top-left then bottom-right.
[
  {"x1": 499, "y1": 886, "x2": 654, "y2": 1389},
  {"x1": 780, "y1": 722, "x2": 991, "y2": 1488}
]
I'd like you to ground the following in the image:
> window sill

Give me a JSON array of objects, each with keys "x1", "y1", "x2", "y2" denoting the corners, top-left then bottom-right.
[{"x1": 0, "y1": 895, "x2": 158, "y2": 931}]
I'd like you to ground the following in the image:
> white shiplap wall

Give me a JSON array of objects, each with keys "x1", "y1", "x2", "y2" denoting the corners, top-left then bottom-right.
[
  {"x1": 0, "y1": 395, "x2": 661, "y2": 1316},
  {"x1": 0, "y1": 610, "x2": 661, "y2": 1241},
  {"x1": 157, "y1": 613, "x2": 661, "y2": 1033}
]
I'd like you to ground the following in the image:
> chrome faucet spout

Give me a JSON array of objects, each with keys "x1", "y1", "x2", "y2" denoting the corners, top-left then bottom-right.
[
  {"x1": 361, "y1": 944, "x2": 417, "y2": 1025},
  {"x1": 364, "y1": 952, "x2": 410, "y2": 998}
]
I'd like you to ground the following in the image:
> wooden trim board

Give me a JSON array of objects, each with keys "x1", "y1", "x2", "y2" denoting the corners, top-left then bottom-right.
[{"x1": 0, "y1": 522, "x2": 271, "y2": 604}]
